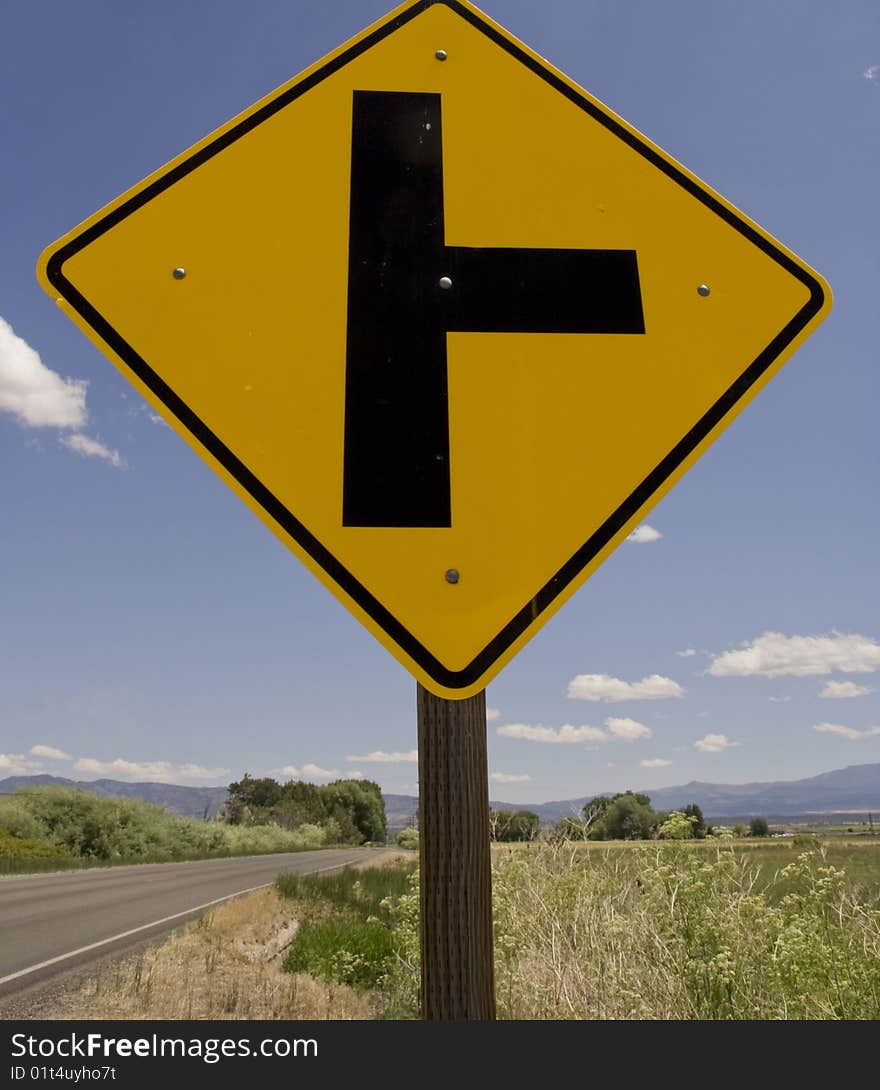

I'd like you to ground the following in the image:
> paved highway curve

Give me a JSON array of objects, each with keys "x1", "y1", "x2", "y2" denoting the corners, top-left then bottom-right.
[{"x1": 0, "y1": 848, "x2": 381, "y2": 997}]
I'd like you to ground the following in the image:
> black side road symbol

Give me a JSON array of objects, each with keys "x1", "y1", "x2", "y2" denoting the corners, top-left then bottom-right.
[{"x1": 343, "y1": 90, "x2": 645, "y2": 529}]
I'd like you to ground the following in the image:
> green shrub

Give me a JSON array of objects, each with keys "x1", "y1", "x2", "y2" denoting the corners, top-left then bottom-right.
[
  {"x1": 0, "y1": 797, "x2": 44, "y2": 840},
  {"x1": 40, "y1": 788, "x2": 232, "y2": 859},
  {"x1": 658, "y1": 811, "x2": 697, "y2": 840},
  {"x1": 395, "y1": 826, "x2": 419, "y2": 849},
  {"x1": 793, "y1": 833, "x2": 821, "y2": 850},
  {"x1": 224, "y1": 822, "x2": 328, "y2": 855},
  {"x1": 278, "y1": 861, "x2": 417, "y2": 998},
  {"x1": 0, "y1": 829, "x2": 76, "y2": 866},
  {"x1": 284, "y1": 918, "x2": 395, "y2": 988},
  {"x1": 1, "y1": 787, "x2": 331, "y2": 868}
]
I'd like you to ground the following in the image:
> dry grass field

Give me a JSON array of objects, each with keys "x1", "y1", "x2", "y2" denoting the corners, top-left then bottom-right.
[
  {"x1": 51, "y1": 886, "x2": 375, "y2": 1020},
  {"x1": 483, "y1": 838, "x2": 880, "y2": 1018}
]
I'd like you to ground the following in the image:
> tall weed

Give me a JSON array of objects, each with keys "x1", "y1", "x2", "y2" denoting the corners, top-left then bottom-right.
[
  {"x1": 491, "y1": 843, "x2": 880, "y2": 1019},
  {"x1": 381, "y1": 843, "x2": 880, "y2": 1019}
]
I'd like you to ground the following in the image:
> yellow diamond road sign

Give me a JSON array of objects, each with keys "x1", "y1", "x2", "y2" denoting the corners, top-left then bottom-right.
[{"x1": 38, "y1": 0, "x2": 831, "y2": 699}]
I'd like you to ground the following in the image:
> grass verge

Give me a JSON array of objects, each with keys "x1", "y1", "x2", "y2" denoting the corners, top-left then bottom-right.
[
  {"x1": 39, "y1": 868, "x2": 397, "y2": 1020},
  {"x1": 277, "y1": 859, "x2": 416, "y2": 998}
]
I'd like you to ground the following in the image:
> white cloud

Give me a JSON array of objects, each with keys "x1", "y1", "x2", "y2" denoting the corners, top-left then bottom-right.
[
  {"x1": 0, "y1": 753, "x2": 43, "y2": 775},
  {"x1": 627, "y1": 524, "x2": 662, "y2": 543},
  {"x1": 60, "y1": 432, "x2": 124, "y2": 468},
  {"x1": 490, "y1": 772, "x2": 531, "y2": 783},
  {"x1": 0, "y1": 315, "x2": 87, "y2": 429},
  {"x1": 820, "y1": 681, "x2": 873, "y2": 699},
  {"x1": 640, "y1": 758, "x2": 672, "y2": 768},
  {"x1": 769, "y1": 695, "x2": 792, "y2": 703},
  {"x1": 486, "y1": 707, "x2": 500, "y2": 722},
  {"x1": 276, "y1": 763, "x2": 339, "y2": 780},
  {"x1": 128, "y1": 401, "x2": 169, "y2": 428},
  {"x1": 348, "y1": 770, "x2": 365, "y2": 780},
  {"x1": 498, "y1": 717, "x2": 650, "y2": 745},
  {"x1": 567, "y1": 673, "x2": 684, "y2": 702},
  {"x1": 864, "y1": 65, "x2": 879, "y2": 81},
  {"x1": 676, "y1": 649, "x2": 697, "y2": 658},
  {"x1": 72, "y1": 757, "x2": 231, "y2": 783},
  {"x1": 345, "y1": 750, "x2": 418, "y2": 763},
  {"x1": 694, "y1": 733, "x2": 737, "y2": 753},
  {"x1": 498, "y1": 723, "x2": 607, "y2": 744},
  {"x1": 605, "y1": 717, "x2": 652, "y2": 742},
  {"x1": 30, "y1": 744, "x2": 71, "y2": 760},
  {"x1": 0, "y1": 318, "x2": 122, "y2": 470},
  {"x1": 708, "y1": 631, "x2": 880, "y2": 678},
  {"x1": 813, "y1": 722, "x2": 880, "y2": 741},
  {"x1": 301, "y1": 763, "x2": 339, "y2": 779}
]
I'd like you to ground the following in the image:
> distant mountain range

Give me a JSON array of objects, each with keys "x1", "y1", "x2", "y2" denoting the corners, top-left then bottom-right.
[
  {"x1": 483, "y1": 762, "x2": 880, "y2": 824},
  {"x1": 2, "y1": 763, "x2": 880, "y2": 826}
]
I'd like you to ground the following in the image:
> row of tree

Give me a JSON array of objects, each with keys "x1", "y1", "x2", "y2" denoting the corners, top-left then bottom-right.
[
  {"x1": 559, "y1": 793, "x2": 773, "y2": 840},
  {"x1": 224, "y1": 780, "x2": 768, "y2": 846},
  {"x1": 490, "y1": 809, "x2": 541, "y2": 842},
  {"x1": 575, "y1": 791, "x2": 710, "y2": 840},
  {"x1": 491, "y1": 793, "x2": 772, "y2": 842},
  {"x1": 224, "y1": 774, "x2": 386, "y2": 844}
]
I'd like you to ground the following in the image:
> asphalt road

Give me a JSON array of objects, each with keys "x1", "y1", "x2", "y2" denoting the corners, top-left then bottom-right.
[{"x1": 0, "y1": 848, "x2": 379, "y2": 998}]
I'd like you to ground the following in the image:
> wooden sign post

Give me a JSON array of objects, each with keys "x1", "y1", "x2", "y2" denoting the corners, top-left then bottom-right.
[{"x1": 417, "y1": 684, "x2": 495, "y2": 1020}]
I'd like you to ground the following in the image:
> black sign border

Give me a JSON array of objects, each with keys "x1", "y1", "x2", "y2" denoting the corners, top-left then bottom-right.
[{"x1": 44, "y1": 0, "x2": 827, "y2": 692}]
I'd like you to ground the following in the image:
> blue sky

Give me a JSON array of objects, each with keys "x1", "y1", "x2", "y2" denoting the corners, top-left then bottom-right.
[{"x1": 2, "y1": 0, "x2": 879, "y2": 804}]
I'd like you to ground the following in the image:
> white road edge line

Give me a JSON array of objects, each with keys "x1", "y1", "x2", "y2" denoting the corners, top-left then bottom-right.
[{"x1": 0, "y1": 856, "x2": 359, "y2": 987}]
